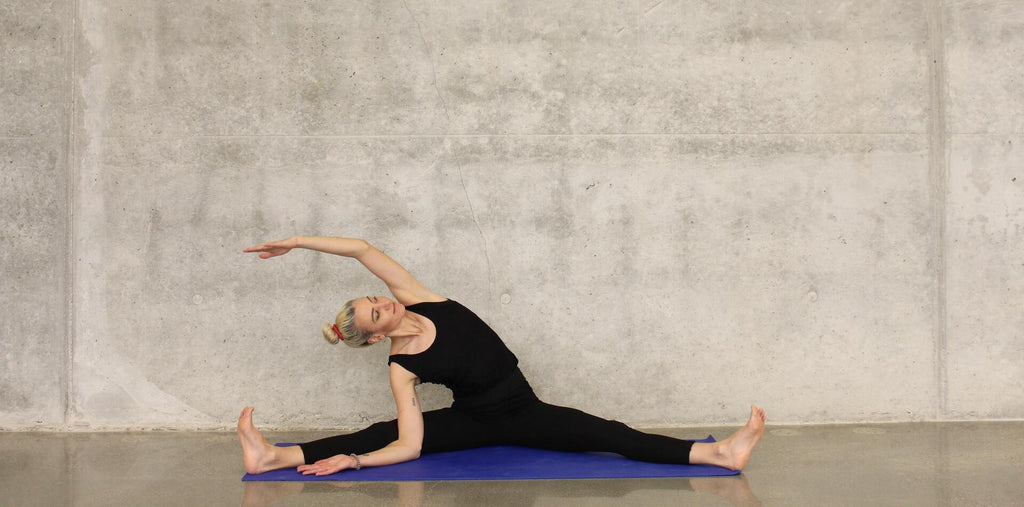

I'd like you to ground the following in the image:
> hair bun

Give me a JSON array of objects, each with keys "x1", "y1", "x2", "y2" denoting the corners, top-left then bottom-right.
[{"x1": 321, "y1": 323, "x2": 340, "y2": 345}]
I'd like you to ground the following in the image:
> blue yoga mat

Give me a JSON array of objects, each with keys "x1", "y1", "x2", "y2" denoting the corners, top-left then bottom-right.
[{"x1": 242, "y1": 436, "x2": 739, "y2": 481}]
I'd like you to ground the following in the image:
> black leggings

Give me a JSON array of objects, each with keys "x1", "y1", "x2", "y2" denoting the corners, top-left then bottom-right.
[{"x1": 298, "y1": 400, "x2": 695, "y2": 465}]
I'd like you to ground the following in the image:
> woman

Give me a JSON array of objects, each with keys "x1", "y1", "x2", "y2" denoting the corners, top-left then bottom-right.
[{"x1": 238, "y1": 236, "x2": 766, "y2": 476}]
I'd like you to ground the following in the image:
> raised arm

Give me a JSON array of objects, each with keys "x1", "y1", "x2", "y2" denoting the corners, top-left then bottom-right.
[
  {"x1": 243, "y1": 236, "x2": 445, "y2": 305},
  {"x1": 295, "y1": 363, "x2": 424, "y2": 476}
]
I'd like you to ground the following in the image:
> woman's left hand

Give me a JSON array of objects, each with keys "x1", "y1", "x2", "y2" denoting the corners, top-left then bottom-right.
[{"x1": 296, "y1": 454, "x2": 357, "y2": 476}]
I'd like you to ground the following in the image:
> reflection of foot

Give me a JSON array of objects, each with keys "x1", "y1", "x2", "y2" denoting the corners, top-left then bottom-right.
[
  {"x1": 237, "y1": 407, "x2": 279, "y2": 474},
  {"x1": 397, "y1": 481, "x2": 425, "y2": 507},
  {"x1": 719, "y1": 405, "x2": 766, "y2": 471},
  {"x1": 691, "y1": 475, "x2": 763, "y2": 507},
  {"x1": 241, "y1": 481, "x2": 304, "y2": 507}
]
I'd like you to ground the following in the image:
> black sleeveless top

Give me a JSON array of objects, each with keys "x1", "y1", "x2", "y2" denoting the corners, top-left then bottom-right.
[{"x1": 387, "y1": 300, "x2": 520, "y2": 399}]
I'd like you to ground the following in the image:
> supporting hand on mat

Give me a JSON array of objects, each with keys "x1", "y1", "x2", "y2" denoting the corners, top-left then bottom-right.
[
  {"x1": 243, "y1": 237, "x2": 298, "y2": 259},
  {"x1": 296, "y1": 453, "x2": 358, "y2": 476}
]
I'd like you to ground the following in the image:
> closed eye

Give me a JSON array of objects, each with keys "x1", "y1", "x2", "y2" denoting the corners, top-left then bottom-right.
[{"x1": 366, "y1": 296, "x2": 378, "y2": 322}]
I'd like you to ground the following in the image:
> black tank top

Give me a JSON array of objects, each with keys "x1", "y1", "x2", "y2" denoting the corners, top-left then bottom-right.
[{"x1": 387, "y1": 300, "x2": 520, "y2": 399}]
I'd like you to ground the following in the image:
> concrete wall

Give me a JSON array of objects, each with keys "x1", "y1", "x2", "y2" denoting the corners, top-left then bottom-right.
[
  {"x1": 1, "y1": 0, "x2": 1020, "y2": 430},
  {"x1": 1, "y1": 0, "x2": 70, "y2": 427},
  {"x1": 943, "y1": 0, "x2": 1024, "y2": 419}
]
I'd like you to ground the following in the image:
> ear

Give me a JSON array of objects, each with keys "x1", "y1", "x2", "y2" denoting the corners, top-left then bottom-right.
[{"x1": 367, "y1": 334, "x2": 386, "y2": 345}]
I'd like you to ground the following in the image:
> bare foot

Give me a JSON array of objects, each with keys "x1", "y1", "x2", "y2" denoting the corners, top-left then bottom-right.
[
  {"x1": 238, "y1": 406, "x2": 284, "y2": 474},
  {"x1": 717, "y1": 405, "x2": 766, "y2": 471}
]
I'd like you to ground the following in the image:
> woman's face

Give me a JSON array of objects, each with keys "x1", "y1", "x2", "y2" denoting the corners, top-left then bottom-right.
[{"x1": 351, "y1": 295, "x2": 405, "y2": 337}]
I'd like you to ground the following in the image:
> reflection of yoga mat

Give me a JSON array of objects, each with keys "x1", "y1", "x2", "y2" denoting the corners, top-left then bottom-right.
[{"x1": 242, "y1": 436, "x2": 739, "y2": 481}]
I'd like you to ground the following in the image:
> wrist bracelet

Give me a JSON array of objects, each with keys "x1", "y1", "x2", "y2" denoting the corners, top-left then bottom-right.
[{"x1": 349, "y1": 453, "x2": 362, "y2": 470}]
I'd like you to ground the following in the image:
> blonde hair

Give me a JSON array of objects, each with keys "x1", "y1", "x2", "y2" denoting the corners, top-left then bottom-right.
[{"x1": 321, "y1": 300, "x2": 373, "y2": 348}]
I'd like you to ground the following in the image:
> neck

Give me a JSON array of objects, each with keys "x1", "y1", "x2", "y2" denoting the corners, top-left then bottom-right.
[{"x1": 387, "y1": 312, "x2": 427, "y2": 341}]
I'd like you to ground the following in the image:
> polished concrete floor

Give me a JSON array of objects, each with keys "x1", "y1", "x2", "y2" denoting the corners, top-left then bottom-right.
[{"x1": 2, "y1": 422, "x2": 1023, "y2": 506}]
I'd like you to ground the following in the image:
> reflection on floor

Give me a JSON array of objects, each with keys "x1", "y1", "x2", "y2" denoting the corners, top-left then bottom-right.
[{"x1": 2, "y1": 422, "x2": 1023, "y2": 506}]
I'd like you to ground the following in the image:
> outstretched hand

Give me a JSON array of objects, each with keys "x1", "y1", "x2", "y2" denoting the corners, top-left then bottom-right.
[
  {"x1": 243, "y1": 237, "x2": 299, "y2": 259},
  {"x1": 296, "y1": 454, "x2": 357, "y2": 476}
]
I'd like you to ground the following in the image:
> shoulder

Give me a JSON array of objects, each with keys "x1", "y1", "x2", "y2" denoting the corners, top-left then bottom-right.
[
  {"x1": 389, "y1": 361, "x2": 418, "y2": 385},
  {"x1": 396, "y1": 292, "x2": 447, "y2": 307},
  {"x1": 409, "y1": 299, "x2": 473, "y2": 313},
  {"x1": 408, "y1": 298, "x2": 454, "y2": 309},
  {"x1": 406, "y1": 298, "x2": 461, "y2": 317}
]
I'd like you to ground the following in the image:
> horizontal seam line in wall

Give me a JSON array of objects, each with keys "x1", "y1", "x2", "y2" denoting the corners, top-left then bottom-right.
[
  {"x1": 945, "y1": 132, "x2": 1024, "y2": 136},
  {"x1": 7, "y1": 419, "x2": 1024, "y2": 432},
  {"x1": 92, "y1": 132, "x2": 931, "y2": 140}
]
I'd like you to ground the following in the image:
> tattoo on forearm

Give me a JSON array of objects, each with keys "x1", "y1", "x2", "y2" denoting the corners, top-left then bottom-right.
[{"x1": 412, "y1": 397, "x2": 417, "y2": 407}]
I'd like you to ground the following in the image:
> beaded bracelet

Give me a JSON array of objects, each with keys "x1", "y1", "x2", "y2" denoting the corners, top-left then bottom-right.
[{"x1": 349, "y1": 453, "x2": 362, "y2": 470}]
